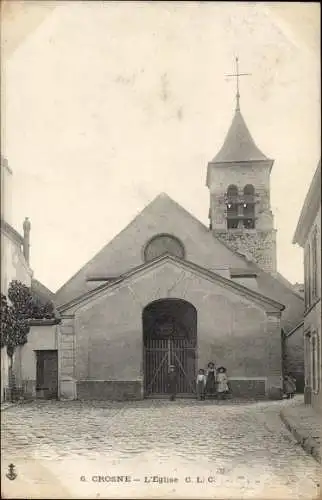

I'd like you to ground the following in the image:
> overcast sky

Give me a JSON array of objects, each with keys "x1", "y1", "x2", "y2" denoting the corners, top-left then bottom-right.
[{"x1": 2, "y1": 2, "x2": 320, "y2": 292}]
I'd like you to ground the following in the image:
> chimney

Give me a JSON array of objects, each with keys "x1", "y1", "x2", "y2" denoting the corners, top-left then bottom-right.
[{"x1": 23, "y1": 217, "x2": 31, "y2": 264}]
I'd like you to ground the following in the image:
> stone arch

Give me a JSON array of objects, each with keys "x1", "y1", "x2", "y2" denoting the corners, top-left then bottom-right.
[
  {"x1": 226, "y1": 185, "x2": 239, "y2": 229},
  {"x1": 227, "y1": 184, "x2": 238, "y2": 200},
  {"x1": 243, "y1": 184, "x2": 255, "y2": 198},
  {"x1": 142, "y1": 298, "x2": 197, "y2": 396},
  {"x1": 243, "y1": 184, "x2": 255, "y2": 229}
]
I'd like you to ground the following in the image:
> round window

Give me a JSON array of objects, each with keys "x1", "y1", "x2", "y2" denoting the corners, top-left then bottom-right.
[{"x1": 144, "y1": 234, "x2": 185, "y2": 262}]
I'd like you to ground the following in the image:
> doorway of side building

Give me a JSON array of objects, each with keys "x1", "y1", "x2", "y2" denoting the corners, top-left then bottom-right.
[
  {"x1": 35, "y1": 350, "x2": 58, "y2": 399},
  {"x1": 143, "y1": 298, "x2": 197, "y2": 397}
]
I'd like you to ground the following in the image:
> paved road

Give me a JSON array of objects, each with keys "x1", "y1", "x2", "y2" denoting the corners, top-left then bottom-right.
[{"x1": 1, "y1": 399, "x2": 321, "y2": 499}]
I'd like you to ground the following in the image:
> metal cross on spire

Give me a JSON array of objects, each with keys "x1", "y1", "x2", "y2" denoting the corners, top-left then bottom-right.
[{"x1": 225, "y1": 57, "x2": 251, "y2": 111}]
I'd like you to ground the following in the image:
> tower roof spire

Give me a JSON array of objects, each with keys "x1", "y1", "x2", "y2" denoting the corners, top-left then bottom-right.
[
  {"x1": 226, "y1": 57, "x2": 251, "y2": 112},
  {"x1": 209, "y1": 58, "x2": 271, "y2": 164},
  {"x1": 211, "y1": 111, "x2": 269, "y2": 163}
]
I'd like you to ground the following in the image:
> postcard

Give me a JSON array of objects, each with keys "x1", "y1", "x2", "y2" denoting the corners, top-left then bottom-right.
[{"x1": 1, "y1": 1, "x2": 321, "y2": 499}]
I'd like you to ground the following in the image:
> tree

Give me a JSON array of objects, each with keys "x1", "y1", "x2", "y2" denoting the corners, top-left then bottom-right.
[
  {"x1": 30, "y1": 295, "x2": 55, "y2": 319},
  {"x1": 7, "y1": 281, "x2": 33, "y2": 353},
  {"x1": 1, "y1": 282, "x2": 31, "y2": 400},
  {"x1": 1, "y1": 280, "x2": 56, "y2": 400},
  {"x1": 1, "y1": 293, "x2": 12, "y2": 350}
]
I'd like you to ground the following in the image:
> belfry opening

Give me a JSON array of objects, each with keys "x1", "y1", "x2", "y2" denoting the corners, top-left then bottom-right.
[{"x1": 143, "y1": 298, "x2": 197, "y2": 397}]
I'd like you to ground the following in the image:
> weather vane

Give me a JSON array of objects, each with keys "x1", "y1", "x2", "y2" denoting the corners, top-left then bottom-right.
[{"x1": 225, "y1": 57, "x2": 251, "y2": 111}]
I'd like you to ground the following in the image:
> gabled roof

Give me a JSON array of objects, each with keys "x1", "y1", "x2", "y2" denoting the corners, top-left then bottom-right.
[
  {"x1": 54, "y1": 192, "x2": 253, "y2": 306},
  {"x1": 58, "y1": 253, "x2": 285, "y2": 314},
  {"x1": 211, "y1": 109, "x2": 270, "y2": 164},
  {"x1": 53, "y1": 190, "x2": 302, "y2": 332}
]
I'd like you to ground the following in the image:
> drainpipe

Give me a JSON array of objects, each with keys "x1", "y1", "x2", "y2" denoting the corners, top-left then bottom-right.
[{"x1": 23, "y1": 217, "x2": 31, "y2": 264}]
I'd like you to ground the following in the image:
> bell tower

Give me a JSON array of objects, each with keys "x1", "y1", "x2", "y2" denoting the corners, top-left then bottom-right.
[{"x1": 206, "y1": 58, "x2": 277, "y2": 274}]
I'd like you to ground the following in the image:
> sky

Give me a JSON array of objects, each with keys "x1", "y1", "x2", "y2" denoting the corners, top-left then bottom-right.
[{"x1": 2, "y1": 2, "x2": 320, "y2": 293}]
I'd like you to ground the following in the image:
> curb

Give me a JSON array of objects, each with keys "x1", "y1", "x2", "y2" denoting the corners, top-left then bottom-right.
[{"x1": 280, "y1": 409, "x2": 321, "y2": 464}]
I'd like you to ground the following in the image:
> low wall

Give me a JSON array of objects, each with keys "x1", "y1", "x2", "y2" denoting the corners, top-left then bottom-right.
[
  {"x1": 229, "y1": 378, "x2": 267, "y2": 399},
  {"x1": 74, "y1": 377, "x2": 277, "y2": 401},
  {"x1": 77, "y1": 380, "x2": 143, "y2": 401}
]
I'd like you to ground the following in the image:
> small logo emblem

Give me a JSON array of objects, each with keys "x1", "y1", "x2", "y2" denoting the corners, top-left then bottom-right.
[{"x1": 6, "y1": 464, "x2": 17, "y2": 481}]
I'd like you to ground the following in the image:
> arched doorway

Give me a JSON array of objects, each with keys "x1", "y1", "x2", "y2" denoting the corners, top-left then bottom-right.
[{"x1": 143, "y1": 299, "x2": 197, "y2": 397}]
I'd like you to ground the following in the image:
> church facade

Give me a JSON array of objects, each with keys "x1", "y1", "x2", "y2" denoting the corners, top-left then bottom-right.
[{"x1": 51, "y1": 96, "x2": 304, "y2": 402}]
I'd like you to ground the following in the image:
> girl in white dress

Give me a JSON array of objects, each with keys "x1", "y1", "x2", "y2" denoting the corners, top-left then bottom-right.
[{"x1": 216, "y1": 366, "x2": 229, "y2": 400}]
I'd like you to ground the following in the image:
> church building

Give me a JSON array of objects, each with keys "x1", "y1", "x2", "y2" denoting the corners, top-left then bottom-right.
[{"x1": 53, "y1": 84, "x2": 304, "y2": 402}]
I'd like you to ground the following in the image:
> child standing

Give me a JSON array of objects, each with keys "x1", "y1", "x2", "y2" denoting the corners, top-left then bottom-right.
[
  {"x1": 196, "y1": 368, "x2": 206, "y2": 400},
  {"x1": 216, "y1": 366, "x2": 229, "y2": 400},
  {"x1": 283, "y1": 374, "x2": 296, "y2": 399},
  {"x1": 167, "y1": 365, "x2": 177, "y2": 401},
  {"x1": 205, "y1": 362, "x2": 217, "y2": 399}
]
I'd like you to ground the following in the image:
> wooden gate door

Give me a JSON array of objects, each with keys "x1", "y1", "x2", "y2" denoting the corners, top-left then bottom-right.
[
  {"x1": 144, "y1": 338, "x2": 196, "y2": 397},
  {"x1": 36, "y1": 350, "x2": 58, "y2": 399}
]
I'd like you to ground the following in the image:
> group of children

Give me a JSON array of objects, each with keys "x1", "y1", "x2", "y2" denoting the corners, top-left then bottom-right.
[
  {"x1": 196, "y1": 362, "x2": 230, "y2": 401},
  {"x1": 167, "y1": 361, "x2": 230, "y2": 401},
  {"x1": 168, "y1": 364, "x2": 297, "y2": 401}
]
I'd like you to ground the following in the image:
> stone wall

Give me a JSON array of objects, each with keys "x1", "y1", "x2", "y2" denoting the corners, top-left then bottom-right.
[
  {"x1": 214, "y1": 229, "x2": 277, "y2": 274},
  {"x1": 59, "y1": 315, "x2": 77, "y2": 400},
  {"x1": 208, "y1": 161, "x2": 277, "y2": 274}
]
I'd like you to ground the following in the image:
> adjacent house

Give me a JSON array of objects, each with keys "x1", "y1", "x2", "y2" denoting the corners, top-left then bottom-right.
[
  {"x1": 293, "y1": 160, "x2": 321, "y2": 413},
  {"x1": 1, "y1": 156, "x2": 59, "y2": 402},
  {"x1": 1, "y1": 156, "x2": 33, "y2": 401}
]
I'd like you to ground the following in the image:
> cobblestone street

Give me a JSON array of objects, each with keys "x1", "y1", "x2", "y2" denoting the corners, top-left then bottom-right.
[{"x1": 1, "y1": 398, "x2": 321, "y2": 499}]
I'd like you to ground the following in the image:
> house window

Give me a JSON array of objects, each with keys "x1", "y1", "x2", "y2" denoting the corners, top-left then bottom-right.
[
  {"x1": 243, "y1": 184, "x2": 255, "y2": 229},
  {"x1": 311, "y1": 332, "x2": 320, "y2": 393},
  {"x1": 304, "y1": 243, "x2": 311, "y2": 308},
  {"x1": 226, "y1": 185, "x2": 239, "y2": 229},
  {"x1": 311, "y1": 228, "x2": 318, "y2": 300}
]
